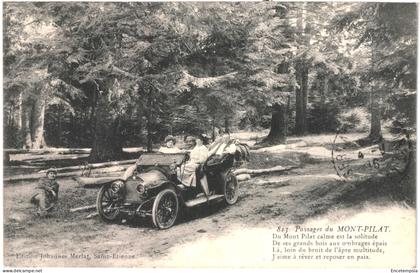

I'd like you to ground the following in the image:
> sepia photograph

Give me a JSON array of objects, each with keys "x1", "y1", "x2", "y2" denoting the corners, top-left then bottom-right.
[{"x1": 2, "y1": 1, "x2": 417, "y2": 270}]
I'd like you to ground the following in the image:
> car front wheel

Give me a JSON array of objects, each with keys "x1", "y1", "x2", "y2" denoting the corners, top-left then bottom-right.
[
  {"x1": 152, "y1": 189, "x2": 179, "y2": 229},
  {"x1": 96, "y1": 183, "x2": 121, "y2": 222}
]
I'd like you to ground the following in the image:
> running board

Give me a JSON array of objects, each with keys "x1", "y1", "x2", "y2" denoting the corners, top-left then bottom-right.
[{"x1": 185, "y1": 194, "x2": 224, "y2": 207}]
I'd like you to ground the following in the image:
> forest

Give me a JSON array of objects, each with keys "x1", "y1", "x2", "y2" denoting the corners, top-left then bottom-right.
[
  {"x1": 3, "y1": 2, "x2": 417, "y2": 268},
  {"x1": 4, "y1": 2, "x2": 416, "y2": 162}
]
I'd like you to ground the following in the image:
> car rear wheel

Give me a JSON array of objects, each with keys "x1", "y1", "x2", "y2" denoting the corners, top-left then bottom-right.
[
  {"x1": 97, "y1": 183, "x2": 121, "y2": 221},
  {"x1": 152, "y1": 189, "x2": 179, "y2": 229},
  {"x1": 223, "y1": 169, "x2": 239, "y2": 205}
]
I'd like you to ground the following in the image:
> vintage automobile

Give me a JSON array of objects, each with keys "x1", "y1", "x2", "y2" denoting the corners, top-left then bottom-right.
[{"x1": 95, "y1": 150, "x2": 246, "y2": 229}]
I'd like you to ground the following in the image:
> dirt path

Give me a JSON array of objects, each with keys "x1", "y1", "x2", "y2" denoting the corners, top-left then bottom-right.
[
  {"x1": 3, "y1": 133, "x2": 415, "y2": 267},
  {"x1": 3, "y1": 161, "x2": 337, "y2": 266}
]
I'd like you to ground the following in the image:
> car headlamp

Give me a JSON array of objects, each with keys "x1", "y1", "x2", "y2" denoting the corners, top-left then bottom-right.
[
  {"x1": 136, "y1": 183, "x2": 148, "y2": 197},
  {"x1": 111, "y1": 181, "x2": 124, "y2": 194}
]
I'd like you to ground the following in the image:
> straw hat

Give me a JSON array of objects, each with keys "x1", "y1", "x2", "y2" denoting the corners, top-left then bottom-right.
[{"x1": 164, "y1": 135, "x2": 176, "y2": 144}]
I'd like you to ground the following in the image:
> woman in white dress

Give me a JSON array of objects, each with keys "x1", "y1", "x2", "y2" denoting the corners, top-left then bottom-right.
[{"x1": 178, "y1": 136, "x2": 210, "y2": 198}]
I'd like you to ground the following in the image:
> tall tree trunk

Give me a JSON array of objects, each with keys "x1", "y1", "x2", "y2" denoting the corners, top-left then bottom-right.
[
  {"x1": 294, "y1": 4, "x2": 310, "y2": 136},
  {"x1": 57, "y1": 107, "x2": 62, "y2": 146},
  {"x1": 295, "y1": 63, "x2": 305, "y2": 135},
  {"x1": 211, "y1": 118, "x2": 216, "y2": 141},
  {"x1": 89, "y1": 93, "x2": 123, "y2": 162},
  {"x1": 286, "y1": 94, "x2": 291, "y2": 136},
  {"x1": 17, "y1": 91, "x2": 22, "y2": 130},
  {"x1": 224, "y1": 117, "x2": 230, "y2": 134},
  {"x1": 265, "y1": 103, "x2": 287, "y2": 144},
  {"x1": 146, "y1": 88, "x2": 154, "y2": 152},
  {"x1": 146, "y1": 116, "x2": 153, "y2": 152},
  {"x1": 320, "y1": 75, "x2": 328, "y2": 104},
  {"x1": 31, "y1": 97, "x2": 46, "y2": 149},
  {"x1": 295, "y1": 87, "x2": 303, "y2": 135},
  {"x1": 295, "y1": 66, "x2": 308, "y2": 135},
  {"x1": 90, "y1": 120, "x2": 123, "y2": 162},
  {"x1": 6, "y1": 105, "x2": 13, "y2": 127},
  {"x1": 90, "y1": 86, "x2": 99, "y2": 127},
  {"x1": 367, "y1": 17, "x2": 382, "y2": 142},
  {"x1": 21, "y1": 101, "x2": 32, "y2": 149},
  {"x1": 301, "y1": 66, "x2": 308, "y2": 133},
  {"x1": 368, "y1": 86, "x2": 382, "y2": 141}
]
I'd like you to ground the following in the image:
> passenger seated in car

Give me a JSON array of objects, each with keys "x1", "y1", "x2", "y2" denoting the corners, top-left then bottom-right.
[
  {"x1": 208, "y1": 132, "x2": 237, "y2": 157},
  {"x1": 122, "y1": 135, "x2": 180, "y2": 180},
  {"x1": 158, "y1": 135, "x2": 181, "y2": 154},
  {"x1": 178, "y1": 135, "x2": 211, "y2": 199}
]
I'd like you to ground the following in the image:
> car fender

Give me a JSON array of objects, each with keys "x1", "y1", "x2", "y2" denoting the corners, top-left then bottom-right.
[{"x1": 73, "y1": 176, "x2": 123, "y2": 187}]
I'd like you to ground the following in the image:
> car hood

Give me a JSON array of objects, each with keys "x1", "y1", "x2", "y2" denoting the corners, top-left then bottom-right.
[{"x1": 137, "y1": 169, "x2": 169, "y2": 188}]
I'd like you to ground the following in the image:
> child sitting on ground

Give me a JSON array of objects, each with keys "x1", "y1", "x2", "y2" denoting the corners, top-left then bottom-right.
[{"x1": 30, "y1": 168, "x2": 59, "y2": 217}]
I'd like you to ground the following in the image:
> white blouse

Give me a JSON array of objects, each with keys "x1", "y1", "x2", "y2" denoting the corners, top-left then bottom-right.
[{"x1": 189, "y1": 145, "x2": 209, "y2": 164}]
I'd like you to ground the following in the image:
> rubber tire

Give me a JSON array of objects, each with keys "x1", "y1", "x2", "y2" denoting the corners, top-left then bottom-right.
[
  {"x1": 223, "y1": 170, "x2": 239, "y2": 205},
  {"x1": 152, "y1": 189, "x2": 179, "y2": 229},
  {"x1": 96, "y1": 183, "x2": 121, "y2": 222}
]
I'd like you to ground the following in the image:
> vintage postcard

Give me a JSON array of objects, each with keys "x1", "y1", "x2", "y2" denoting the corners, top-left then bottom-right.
[{"x1": 2, "y1": 1, "x2": 417, "y2": 270}]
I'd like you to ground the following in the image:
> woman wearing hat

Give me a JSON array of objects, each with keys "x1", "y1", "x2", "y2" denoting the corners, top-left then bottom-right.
[
  {"x1": 123, "y1": 135, "x2": 181, "y2": 180},
  {"x1": 30, "y1": 168, "x2": 59, "y2": 217},
  {"x1": 158, "y1": 135, "x2": 181, "y2": 154},
  {"x1": 178, "y1": 135, "x2": 211, "y2": 199}
]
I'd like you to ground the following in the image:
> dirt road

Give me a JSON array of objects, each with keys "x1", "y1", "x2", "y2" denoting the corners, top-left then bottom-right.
[{"x1": 3, "y1": 133, "x2": 415, "y2": 267}]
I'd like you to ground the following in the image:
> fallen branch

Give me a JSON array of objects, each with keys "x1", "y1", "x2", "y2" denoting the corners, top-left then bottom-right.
[
  {"x1": 38, "y1": 159, "x2": 136, "y2": 174},
  {"x1": 5, "y1": 148, "x2": 90, "y2": 155},
  {"x1": 6, "y1": 147, "x2": 143, "y2": 155},
  {"x1": 21, "y1": 154, "x2": 89, "y2": 163},
  {"x1": 4, "y1": 169, "x2": 124, "y2": 183},
  {"x1": 69, "y1": 205, "x2": 96, "y2": 213},
  {"x1": 233, "y1": 165, "x2": 298, "y2": 176},
  {"x1": 236, "y1": 174, "x2": 251, "y2": 181},
  {"x1": 86, "y1": 212, "x2": 99, "y2": 219}
]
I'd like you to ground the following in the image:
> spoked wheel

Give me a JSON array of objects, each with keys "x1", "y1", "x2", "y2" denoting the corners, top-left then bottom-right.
[
  {"x1": 223, "y1": 170, "x2": 239, "y2": 205},
  {"x1": 152, "y1": 189, "x2": 179, "y2": 229},
  {"x1": 96, "y1": 184, "x2": 121, "y2": 221}
]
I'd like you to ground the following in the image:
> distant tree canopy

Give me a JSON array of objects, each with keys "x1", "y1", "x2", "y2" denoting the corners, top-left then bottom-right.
[
  {"x1": 3, "y1": 2, "x2": 417, "y2": 161},
  {"x1": 333, "y1": 3, "x2": 417, "y2": 140}
]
